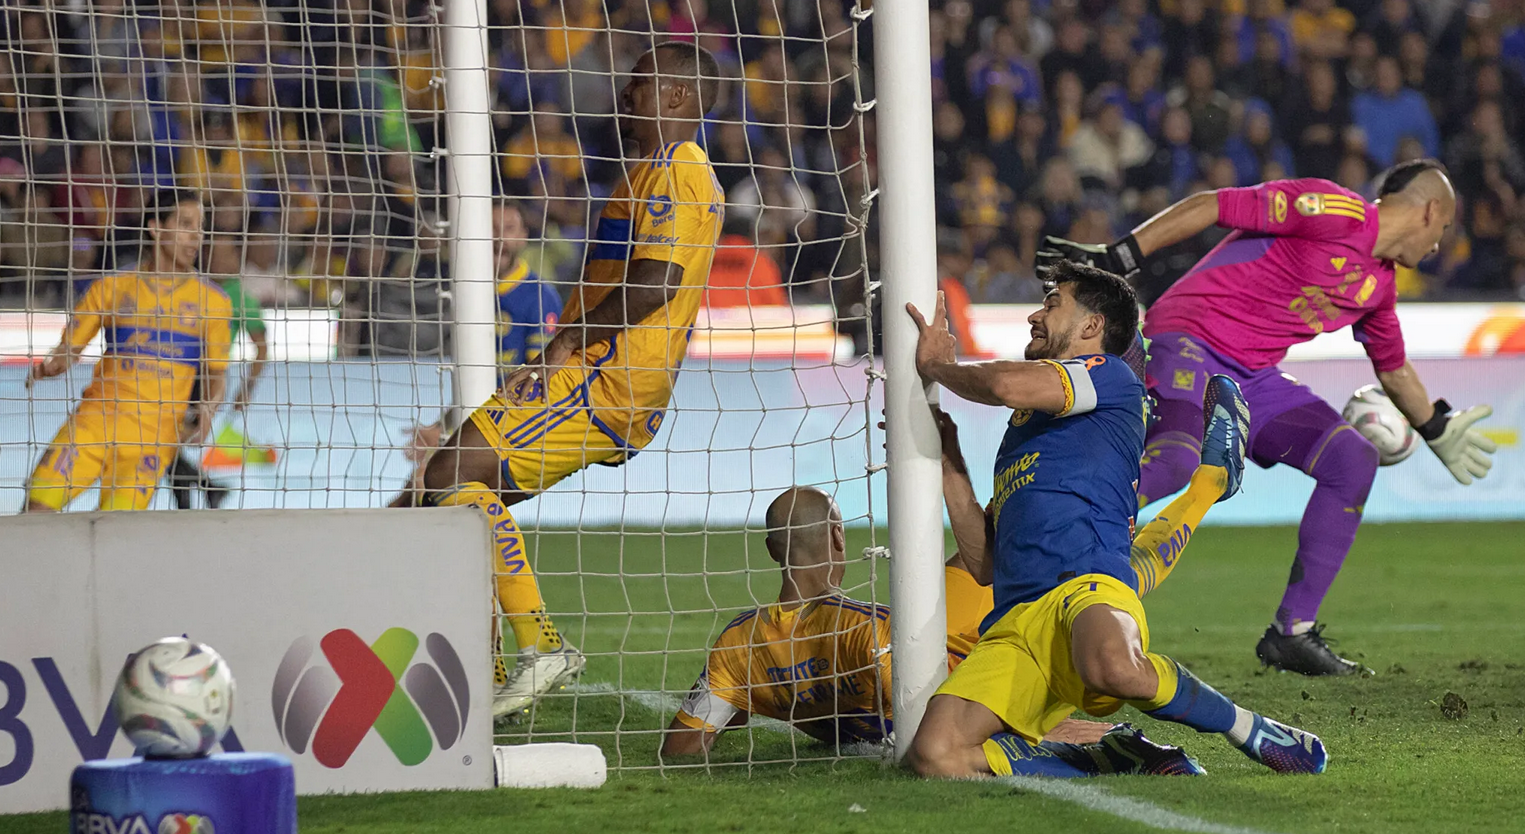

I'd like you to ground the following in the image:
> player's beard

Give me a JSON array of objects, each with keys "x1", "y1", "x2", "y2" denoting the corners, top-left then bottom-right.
[{"x1": 1024, "y1": 325, "x2": 1073, "y2": 361}]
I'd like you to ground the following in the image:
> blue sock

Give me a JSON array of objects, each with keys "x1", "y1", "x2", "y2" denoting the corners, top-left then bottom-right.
[
  {"x1": 1134, "y1": 655, "x2": 1238, "y2": 734},
  {"x1": 982, "y1": 733, "x2": 1098, "y2": 778}
]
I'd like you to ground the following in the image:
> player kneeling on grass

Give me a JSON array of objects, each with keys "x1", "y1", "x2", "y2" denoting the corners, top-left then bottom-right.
[
  {"x1": 410, "y1": 42, "x2": 724, "y2": 718},
  {"x1": 905, "y1": 262, "x2": 1327, "y2": 779},
  {"x1": 661, "y1": 485, "x2": 1204, "y2": 775}
]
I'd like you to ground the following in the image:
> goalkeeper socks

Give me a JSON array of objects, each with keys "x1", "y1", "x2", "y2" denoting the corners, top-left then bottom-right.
[
  {"x1": 429, "y1": 482, "x2": 564, "y2": 653},
  {"x1": 983, "y1": 733, "x2": 1095, "y2": 778},
  {"x1": 1129, "y1": 464, "x2": 1226, "y2": 595},
  {"x1": 1132, "y1": 654, "x2": 1237, "y2": 734}
]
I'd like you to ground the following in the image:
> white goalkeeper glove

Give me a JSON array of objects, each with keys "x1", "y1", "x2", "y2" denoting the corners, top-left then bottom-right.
[{"x1": 1417, "y1": 400, "x2": 1497, "y2": 485}]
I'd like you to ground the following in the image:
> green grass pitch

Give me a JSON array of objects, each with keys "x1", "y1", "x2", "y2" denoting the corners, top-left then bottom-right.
[{"x1": 7, "y1": 521, "x2": 1524, "y2": 833}]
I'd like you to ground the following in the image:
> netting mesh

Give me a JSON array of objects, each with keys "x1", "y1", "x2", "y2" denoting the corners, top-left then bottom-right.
[{"x1": 0, "y1": 1, "x2": 892, "y2": 770}]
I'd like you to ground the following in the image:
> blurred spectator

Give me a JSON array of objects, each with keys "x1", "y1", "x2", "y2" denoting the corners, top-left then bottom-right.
[
  {"x1": 704, "y1": 218, "x2": 787, "y2": 308},
  {"x1": 935, "y1": 230, "x2": 980, "y2": 355},
  {"x1": 502, "y1": 104, "x2": 584, "y2": 188},
  {"x1": 1130, "y1": 105, "x2": 1200, "y2": 200},
  {"x1": 1035, "y1": 157, "x2": 1083, "y2": 240},
  {"x1": 1121, "y1": 54, "x2": 1167, "y2": 138},
  {"x1": 1068, "y1": 100, "x2": 1154, "y2": 191},
  {"x1": 990, "y1": 102, "x2": 1051, "y2": 199},
  {"x1": 1450, "y1": 191, "x2": 1514, "y2": 294},
  {"x1": 543, "y1": 0, "x2": 606, "y2": 67},
  {"x1": 1169, "y1": 55, "x2": 1232, "y2": 153},
  {"x1": 1224, "y1": 100, "x2": 1294, "y2": 186},
  {"x1": 1364, "y1": 0, "x2": 1419, "y2": 57},
  {"x1": 1352, "y1": 55, "x2": 1439, "y2": 166},
  {"x1": 1446, "y1": 100, "x2": 1525, "y2": 204},
  {"x1": 1282, "y1": 60, "x2": 1351, "y2": 181},
  {"x1": 1051, "y1": 71, "x2": 1086, "y2": 149},
  {"x1": 952, "y1": 154, "x2": 1013, "y2": 252},
  {"x1": 1041, "y1": 19, "x2": 1101, "y2": 95},
  {"x1": 1232, "y1": 0, "x2": 1295, "y2": 70},
  {"x1": 1161, "y1": 0, "x2": 1221, "y2": 82},
  {"x1": 1336, "y1": 152, "x2": 1373, "y2": 195},
  {"x1": 728, "y1": 146, "x2": 816, "y2": 246},
  {"x1": 1290, "y1": 0, "x2": 1354, "y2": 60}
]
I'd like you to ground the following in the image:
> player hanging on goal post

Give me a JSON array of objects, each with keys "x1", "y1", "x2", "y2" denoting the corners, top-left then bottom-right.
[
  {"x1": 1038, "y1": 160, "x2": 1499, "y2": 675},
  {"x1": 905, "y1": 264, "x2": 1328, "y2": 779},
  {"x1": 24, "y1": 189, "x2": 233, "y2": 513},
  {"x1": 412, "y1": 42, "x2": 724, "y2": 717}
]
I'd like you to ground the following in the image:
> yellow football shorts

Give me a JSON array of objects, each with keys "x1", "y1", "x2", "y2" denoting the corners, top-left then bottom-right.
[
  {"x1": 28, "y1": 396, "x2": 182, "y2": 511},
  {"x1": 934, "y1": 573, "x2": 1150, "y2": 743},
  {"x1": 468, "y1": 364, "x2": 659, "y2": 495}
]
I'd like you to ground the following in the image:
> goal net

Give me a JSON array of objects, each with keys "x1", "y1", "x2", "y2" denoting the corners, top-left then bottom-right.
[{"x1": 2, "y1": 0, "x2": 889, "y2": 770}]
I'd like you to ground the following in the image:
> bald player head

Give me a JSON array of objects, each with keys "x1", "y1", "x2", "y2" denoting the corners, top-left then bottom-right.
[
  {"x1": 618, "y1": 41, "x2": 721, "y2": 154},
  {"x1": 764, "y1": 486, "x2": 847, "y2": 601},
  {"x1": 1373, "y1": 158, "x2": 1456, "y2": 269}
]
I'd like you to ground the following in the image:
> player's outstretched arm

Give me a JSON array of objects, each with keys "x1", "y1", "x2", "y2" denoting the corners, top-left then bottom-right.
[
  {"x1": 907, "y1": 293, "x2": 1070, "y2": 413},
  {"x1": 660, "y1": 709, "x2": 746, "y2": 758},
  {"x1": 935, "y1": 407, "x2": 993, "y2": 587},
  {"x1": 25, "y1": 281, "x2": 111, "y2": 388},
  {"x1": 1377, "y1": 361, "x2": 1496, "y2": 484},
  {"x1": 1037, "y1": 191, "x2": 1219, "y2": 279},
  {"x1": 502, "y1": 258, "x2": 681, "y2": 403}
]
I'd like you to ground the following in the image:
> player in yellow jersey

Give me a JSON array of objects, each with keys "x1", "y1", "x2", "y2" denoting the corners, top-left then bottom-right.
[
  {"x1": 25, "y1": 189, "x2": 233, "y2": 512},
  {"x1": 662, "y1": 401, "x2": 1239, "y2": 773},
  {"x1": 415, "y1": 42, "x2": 725, "y2": 716}
]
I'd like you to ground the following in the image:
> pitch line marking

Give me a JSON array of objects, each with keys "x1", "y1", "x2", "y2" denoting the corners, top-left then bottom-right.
[{"x1": 1002, "y1": 777, "x2": 1280, "y2": 834}]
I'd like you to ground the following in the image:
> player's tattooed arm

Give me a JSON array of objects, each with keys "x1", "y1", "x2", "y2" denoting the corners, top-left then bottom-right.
[
  {"x1": 935, "y1": 408, "x2": 992, "y2": 586},
  {"x1": 908, "y1": 293, "x2": 1071, "y2": 412}
]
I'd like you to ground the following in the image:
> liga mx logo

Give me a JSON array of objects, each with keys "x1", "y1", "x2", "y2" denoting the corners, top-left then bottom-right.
[{"x1": 271, "y1": 629, "x2": 469, "y2": 768}]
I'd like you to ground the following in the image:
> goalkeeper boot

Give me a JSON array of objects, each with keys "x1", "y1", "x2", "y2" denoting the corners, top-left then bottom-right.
[
  {"x1": 1234, "y1": 714, "x2": 1328, "y2": 774},
  {"x1": 492, "y1": 643, "x2": 587, "y2": 717},
  {"x1": 1201, "y1": 374, "x2": 1250, "y2": 502},
  {"x1": 1097, "y1": 723, "x2": 1207, "y2": 776},
  {"x1": 1255, "y1": 624, "x2": 1370, "y2": 676}
]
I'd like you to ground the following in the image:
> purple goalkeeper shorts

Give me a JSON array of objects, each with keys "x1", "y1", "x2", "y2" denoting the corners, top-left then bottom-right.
[{"x1": 1144, "y1": 331, "x2": 1330, "y2": 466}]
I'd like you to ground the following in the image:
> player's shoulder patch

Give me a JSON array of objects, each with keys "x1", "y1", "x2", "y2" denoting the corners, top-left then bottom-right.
[{"x1": 1294, "y1": 191, "x2": 1367, "y2": 222}]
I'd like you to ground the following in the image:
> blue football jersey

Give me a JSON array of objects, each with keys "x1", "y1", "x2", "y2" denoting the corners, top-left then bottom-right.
[
  {"x1": 495, "y1": 258, "x2": 561, "y2": 373},
  {"x1": 983, "y1": 354, "x2": 1148, "y2": 632}
]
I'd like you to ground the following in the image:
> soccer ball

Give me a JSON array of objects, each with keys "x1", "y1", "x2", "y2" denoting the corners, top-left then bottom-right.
[
  {"x1": 1342, "y1": 385, "x2": 1419, "y2": 466},
  {"x1": 113, "y1": 637, "x2": 235, "y2": 758}
]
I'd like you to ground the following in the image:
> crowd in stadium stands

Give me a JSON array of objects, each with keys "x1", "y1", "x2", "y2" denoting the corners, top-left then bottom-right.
[{"x1": 0, "y1": 0, "x2": 1524, "y2": 350}]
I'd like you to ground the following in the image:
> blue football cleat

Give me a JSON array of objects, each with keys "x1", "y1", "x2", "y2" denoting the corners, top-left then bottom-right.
[
  {"x1": 1201, "y1": 374, "x2": 1250, "y2": 502},
  {"x1": 1100, "y1": 723, "x2": 1207, "y2": 776},
  {"x1": 1237, "y1": 715, "x2": 1328, "y2": 774}
]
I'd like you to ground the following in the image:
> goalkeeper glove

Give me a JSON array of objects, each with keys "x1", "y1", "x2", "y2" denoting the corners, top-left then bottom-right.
[
  {"x1": 1035, "y1": 234, "x2": 1145, "y2": 281},
  {"x1": 1416, "y1": 399, "x2": 1497, "y2": 485}
]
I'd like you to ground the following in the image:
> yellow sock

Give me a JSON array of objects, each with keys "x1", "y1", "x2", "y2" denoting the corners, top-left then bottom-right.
[
  {"x1": 430, "y1": 482, "x2": 564, "y2": 653},
  {"x1": 1129, "y1": 465, "x2": 1227, "y2": 595}
]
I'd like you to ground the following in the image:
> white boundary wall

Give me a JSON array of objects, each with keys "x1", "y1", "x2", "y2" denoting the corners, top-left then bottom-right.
[{"x1": 0, "y1": 509, "x2": 494, "y2": 813}]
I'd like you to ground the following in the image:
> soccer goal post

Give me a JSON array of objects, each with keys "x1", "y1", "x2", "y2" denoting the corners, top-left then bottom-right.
[{"x1": 870, "y1": 0, "x2": 947, "y2": 759}]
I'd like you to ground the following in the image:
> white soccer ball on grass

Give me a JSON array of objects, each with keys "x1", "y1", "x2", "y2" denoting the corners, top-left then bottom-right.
[
  {"x1": 1342, "y1": 385, "x2": 1419, "y2": 466},
  {"x1": 113, "y1": 636, "x2": 236, "y2": 758}
]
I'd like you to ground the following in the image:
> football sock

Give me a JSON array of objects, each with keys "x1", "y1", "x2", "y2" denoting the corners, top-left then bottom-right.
[
  {"x1": 1259, "y1": 413, "x2": 1377, "y2": 628},
  {"x1": 428, "y1": 482, "x2": 563, "y2": 654},
  {"x1": 983, "y1": 733, "x2": 1095, "y2": 778},
  {"x1": 1129, "y1": 464, "x2": 1226, "y2": 595},
  {"x1": 1132, "y1": 654, "x2": 1237, "y2": 734}
]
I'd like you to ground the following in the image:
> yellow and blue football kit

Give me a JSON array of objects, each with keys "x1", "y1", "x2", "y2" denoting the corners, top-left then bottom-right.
[
  {"x1": 937, "y1": 355, "x2": 1156, "y2": 742},
  {"x1": 469, "y1": 140, "x2": 722, "y2": 494},
  {"x1": 494, "y1": 257, "x2": 561, "y2": 373},
  {"x1": 675, "y1": 565, "x2": 992, "y2": 744},
  {"x1": 28, "y1": 271, "x2": 232, "y2": 511}
]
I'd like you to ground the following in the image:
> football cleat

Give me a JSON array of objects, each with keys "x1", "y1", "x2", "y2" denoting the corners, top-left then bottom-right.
[
  {"x1": 1201, "y1": 374, "x2": 1250, "y2": 502},
  {"x1": 1235, "y1": 714, "x2": 1328, "y2": 774},
  {"x1": 492, "y1": 644, "x2": 587, "y2": 717},
  {"x1": 1099, "y1": 723, "x2": 1207, "y2": 776},
  {"x1": 1255, "y1": 624, "x2": 1370, "y2": 677}
]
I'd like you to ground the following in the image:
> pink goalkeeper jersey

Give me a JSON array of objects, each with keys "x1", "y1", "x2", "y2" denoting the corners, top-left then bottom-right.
[{"x1": 1143, "y1": 178, "x2": 1407, "y2": 372}]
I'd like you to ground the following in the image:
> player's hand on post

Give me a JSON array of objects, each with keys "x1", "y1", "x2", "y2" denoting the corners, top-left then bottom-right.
[
  {"x1": 1419, "y1": 401, "x2": 1497, "y2": 485},
  {"x1": 1035, "y1": 235, "x2": 1144, "y2": 281},
  {"x1": 906, "y1": 291, "x2": 958, "y2": 379}
]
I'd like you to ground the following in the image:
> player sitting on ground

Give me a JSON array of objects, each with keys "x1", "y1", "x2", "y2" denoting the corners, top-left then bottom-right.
[
  {"x1": 412, "y1": 42, "x2": 724, "y2": 717},
  {"x1": 661, "y1": 485, "x2": 1204, "y2": 776},
  {"x1": 25, "y1": 188, "x2": 232, "y2": 512},
  {"x1": 904, "y1": 262, "x2": 1327, "y2": 779},
  {"x1": 1038, "y1": 160, "x2": 1497, "y2": 675}
]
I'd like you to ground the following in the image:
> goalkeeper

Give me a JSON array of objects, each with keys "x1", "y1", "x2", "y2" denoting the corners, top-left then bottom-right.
[
  {"x1": 1037, "y1": 160, "x2": 1497, "y2": 675},
  {"x1": 662, "y1": 405, "x2": 1236, "y2": 775},
  {"x1": 415, "y1": 42, "x2": 724, "y2": 717}
]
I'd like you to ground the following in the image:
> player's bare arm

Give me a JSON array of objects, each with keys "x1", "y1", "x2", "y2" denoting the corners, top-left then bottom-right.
[
  {"x1": 232, "y1": 328, "x2": 269, "y2": 412},
  {"x1": 908, "y1": 293, "x2": 1069, "y2": 412},
  {"x1": 660, "y1": 710, "x2": 746, "y2": 758},
  {"x1": 935, "y1": 407, "x2": 993, "y2": 587},
  {"x1": 25, "y1": 306, "x2": 102, "y2": 388},
  {"x1": 502, "y1": 257, "x2": 682, "y2": 404},
  {"x1": 1037, "y1": 191, "x2": 1220, "y2": 279}
]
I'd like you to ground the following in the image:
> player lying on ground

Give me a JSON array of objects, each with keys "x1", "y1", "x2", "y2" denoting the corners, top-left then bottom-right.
[
  {"x1": 1039, "y1": 160, "x2": 1497, "y2": 675},
  {"x1": 660, "y1": 485, "x2": 1203, "y2": 775},
  {"x1": 905, "y1": 263, "x2": 1327, "y2": 778},
  {"x1": 407, "y1": 42, "x2": 724, "y2": 717},
  {"x1": 25, "y1": 188, "x2": 233, "y2": 512}
]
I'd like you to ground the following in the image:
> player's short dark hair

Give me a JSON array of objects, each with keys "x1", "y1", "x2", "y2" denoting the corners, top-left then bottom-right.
[
  {"x1": 1044, "y1": 260, "x2": 1139, "y2": 357},
  {"x1": 1375, "y1": 158, "x2": 1448, "y2": 197},
  {"x1": 651, "y1": 40, "x2": 722, "y2": 115},
  {"x1": 144, "y1": 187, "x2": 202, "y2": 227}
]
